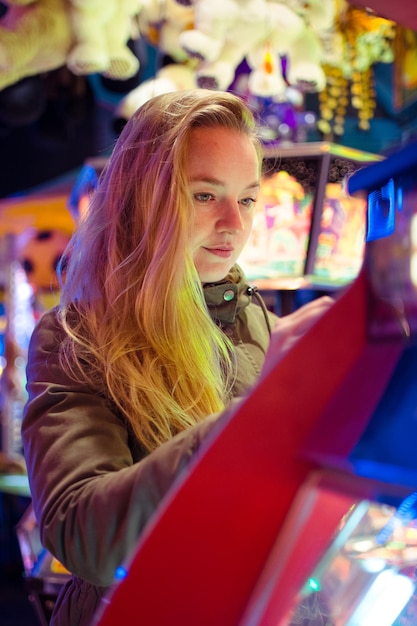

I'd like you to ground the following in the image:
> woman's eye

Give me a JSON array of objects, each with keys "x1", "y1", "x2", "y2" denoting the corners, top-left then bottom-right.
[
  {"x1": 194, "y1": 192, "x2": 214, "y2": 203},
  {"x1": 240, "y1": 197, "x2": 257, "y2": 208}
]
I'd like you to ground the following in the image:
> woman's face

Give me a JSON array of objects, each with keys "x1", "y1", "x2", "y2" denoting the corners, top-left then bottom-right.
[{"x1": 187, "y1": 126, "x2": 260, "y2": 283}]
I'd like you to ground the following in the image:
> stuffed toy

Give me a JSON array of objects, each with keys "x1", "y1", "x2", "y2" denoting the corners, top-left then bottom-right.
[
  {"x1": 244, "y1": 1, "x2": 309, "y2": 98},
  {"x1": 0, "y1": 0, "x2": 72, "y2": 91},
  {"x1": 178, "y1": 0, "x2": 271, "y2": 91},
  {"x1": 114, "y1": 62, "x2": 197, "y2": 126},
  {"x1": 0, "y1": 0, "x2": 145, "y2": 91},
  {"x1": 283, "y1": 0, "x2": 335, "y2": 92},
  {"x1": 139, "y1": 0, "x2": 195, "y2": 63},
  {"x1": 284, "y1": 26, "x2": 327, "y2": 93},
  {"x1": 66, "y1": 0, "x2": 142, "y2": 80},
  {"x1": 176, "y1": 0, "x2": 334, "y2": 98},
  {"x1": 17, "y1": 227, "x2": 72, "y2": 291},
  {"x1": 285, "y1": 0, "x2": 335, "y2": 32}
]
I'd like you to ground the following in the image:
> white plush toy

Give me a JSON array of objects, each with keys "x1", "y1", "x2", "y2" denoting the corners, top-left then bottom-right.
[
  {"x1": 177, "y1": 0, "x2": 334, "y2": 98},
  {"x1": 66, "y1": 0, "x2": 143, "y2": 80},
  {"x1": 245, "y1": 1, "x2": 308, "y2": 98},
  {"x1": 285, "y1": 0, "x2": 335, "y2": 32},
  {"x1": 285, "y1": 26, "x2": 327, "y2": 92},
  {"x1": 179, "y1": 0, "x2": 305, "y2": 94},
  {"x1": 284, "y1": 0, "x2": 335, "y2": 92},
  {"x1": 139, "y1": 0, "x2": 195, "y2": 63},
  {"x1": 0, "y1": 0, "x2": 72, "y2": 91},
  {"x1": 114, "y1": 63, "x2": 197, "y2": 124}
]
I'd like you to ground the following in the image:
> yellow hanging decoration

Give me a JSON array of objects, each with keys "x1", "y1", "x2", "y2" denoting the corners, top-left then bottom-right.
[
  {"x1": 318, "y1": 4, "x2": 396, "y2": 140},
  {"x1": 318, "y1": 65, "x2": 349, "y2": 136}
]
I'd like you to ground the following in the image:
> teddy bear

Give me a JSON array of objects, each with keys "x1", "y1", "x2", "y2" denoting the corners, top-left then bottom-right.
[
  {"x1": 0, "y1": 0, "x2": 145, "y2": 91},
  {"x1": 139, "y1": 0, "x2": 195, "y2": 63},
  {"x1": 113, "y1": 62, "x2": 197, "y2": 128},
  {"x1": 284, "y1": 25, "x2": 327, "y2": 93},
  {"x1": 178, "y1": 0, "x2": 271, "y2": 91},
  {"x1": 176, "y1": 0, "x2": 334, "y2": 98},
  {"x1": 282, "y1": 0, "x2": 335, "y2": 92},
  {"x1": 66, "y1": 0, "x2": 143, "y2": 80},
  {"x1": 244, "y1": 1, "x2": 311, "y2": 98},
  {"x1": 0, "y1": 0, "x2": 72, "y2": 91}
]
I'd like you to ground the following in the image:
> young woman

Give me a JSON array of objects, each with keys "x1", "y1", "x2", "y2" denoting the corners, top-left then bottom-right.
[{"x1": 22, "y1": 89, "x2": 332, "y2": 626}]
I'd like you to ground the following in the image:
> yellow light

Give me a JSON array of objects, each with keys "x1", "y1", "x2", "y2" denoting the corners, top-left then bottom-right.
[{"x1": 263, "y1": 45, "x2": 274, "y2": 75}]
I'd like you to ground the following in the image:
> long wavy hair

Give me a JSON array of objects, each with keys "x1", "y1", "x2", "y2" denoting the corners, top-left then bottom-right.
[{"x1": 58, "y1": 89, "x2": 261, "y2": 453}]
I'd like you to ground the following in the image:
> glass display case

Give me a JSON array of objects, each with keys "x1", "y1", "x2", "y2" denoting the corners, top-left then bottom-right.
[
  {"x1": 238, "y1": 142, "x2": 381, "y2": 290},
  {"x1": 239, "y1": 471, "x2": 417, "y2": 626}
]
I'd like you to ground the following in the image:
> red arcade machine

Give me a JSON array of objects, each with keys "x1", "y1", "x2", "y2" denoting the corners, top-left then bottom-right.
[{"x1": 94, "y1": 139, "x2": 417, "y2": 626}]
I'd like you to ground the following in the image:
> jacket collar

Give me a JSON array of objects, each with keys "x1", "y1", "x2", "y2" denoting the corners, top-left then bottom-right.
[{"x1": 203, "y1": 265, "x2": 251, "y2": 327}]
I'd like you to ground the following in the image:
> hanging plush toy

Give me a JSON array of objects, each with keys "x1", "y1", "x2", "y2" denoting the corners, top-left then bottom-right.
[
  {"x1": 66, "y1": 0, "x2": 143, "y2": 80},
  {"x1": 245, "y1": 2, "x2": 307, "y2": 98},
  {"x1": 114, "y1": 63, "x2": 197, "y2": 127},
  {"x1": 0, "y1": 0, "x2": 145, "y2": 91},
  {"x1": 139, "y1": 0, "x2": 195, "y2": 63},
  {"x1": 176, "y1": 0, "x2": 334, "y2": 99},
  {"x1": 178, "y1": 0, "x2": 287, "y2": 93},
  {"x1": 0, "y1": 0, "x2": 72, "y2": 91},
  {"x1": 249, "y1": 0, "x2": 336, "y2": 96}
]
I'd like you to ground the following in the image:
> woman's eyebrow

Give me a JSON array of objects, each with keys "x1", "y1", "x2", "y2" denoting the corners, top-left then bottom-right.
[
  {"x1": 189, "y1": 176, "x2": 225, "y2": 186},
  {"x1": 190, "y1": 176, "x2": 260, "y2": 191}
]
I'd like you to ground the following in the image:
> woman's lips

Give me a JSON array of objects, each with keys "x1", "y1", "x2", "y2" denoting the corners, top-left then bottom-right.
[{"x1": 205, "y1": 246, "x2": 234, "y2": 258}]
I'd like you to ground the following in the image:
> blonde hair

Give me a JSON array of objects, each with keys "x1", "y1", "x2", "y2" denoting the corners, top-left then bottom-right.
[{"x1": 59, "y1": 89, "x2": 261, "y2": 453}]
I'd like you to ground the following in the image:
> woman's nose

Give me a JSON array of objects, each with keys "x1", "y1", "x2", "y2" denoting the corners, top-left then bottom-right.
[{"x1": 217, "y1": 200, "x2": 244, "y2": 232}]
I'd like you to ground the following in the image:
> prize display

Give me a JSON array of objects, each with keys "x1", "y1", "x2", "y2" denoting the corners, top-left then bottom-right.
[{"x1": 238, "y1": 141, "x2": 381, "y2": 288}]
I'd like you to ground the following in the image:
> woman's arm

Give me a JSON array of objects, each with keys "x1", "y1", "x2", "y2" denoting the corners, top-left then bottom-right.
[{"x1": 22, "y1": 310, "x2": 218, "y2": 587}]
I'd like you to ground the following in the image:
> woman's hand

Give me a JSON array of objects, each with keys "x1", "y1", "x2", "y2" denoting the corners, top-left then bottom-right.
[{"x1": 261, "y1": 296, "x2": 335, "y2": 379}]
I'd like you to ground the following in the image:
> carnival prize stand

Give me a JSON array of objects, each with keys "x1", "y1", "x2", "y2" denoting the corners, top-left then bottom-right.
[
  {"x1": 239, "y1": 141, "x2": 380, "y2": 295},
  {"x1": 0, "y1": 189, "x2": 75, "y2": 459},
  {"x1": 0, "y1": 187, "x2": 75, "y2": 625},
  {"x1": 94, "y1": 139, "x2": 417, "y2": 626}
]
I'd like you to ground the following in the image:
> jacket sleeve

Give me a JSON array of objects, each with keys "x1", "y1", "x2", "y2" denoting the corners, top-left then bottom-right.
[{"x1": 22, "y1": 310, "x2": 220, "y2": 587}]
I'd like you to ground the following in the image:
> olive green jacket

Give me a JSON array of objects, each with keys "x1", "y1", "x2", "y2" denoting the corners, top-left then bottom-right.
[{"x1": 22, "y1": 266, "x2": 277, "y2": 626}]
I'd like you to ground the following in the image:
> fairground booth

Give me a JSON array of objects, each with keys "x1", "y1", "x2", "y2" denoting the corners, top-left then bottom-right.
[{"x1": 1, "y1": 0, "x2": 417, "y2": 624}]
